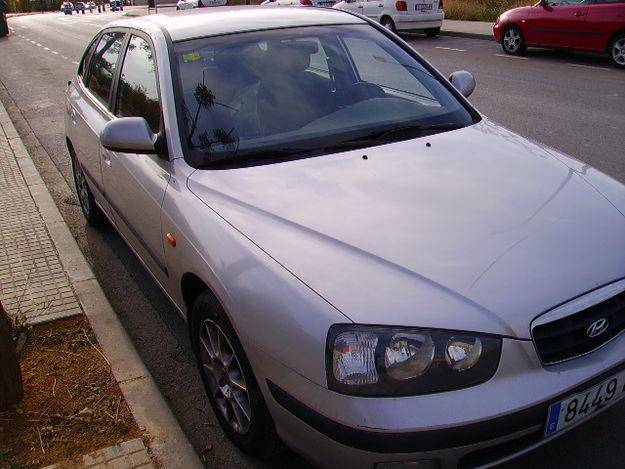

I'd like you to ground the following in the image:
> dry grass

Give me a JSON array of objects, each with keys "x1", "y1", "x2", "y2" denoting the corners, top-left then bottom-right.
[{"x1": 444, "y1": 0, "x2": 530, "y2": 22}]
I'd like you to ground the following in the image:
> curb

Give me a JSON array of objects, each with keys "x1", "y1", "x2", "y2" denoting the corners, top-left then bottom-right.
[
  {"x1": 0, "y1": 99, "x2": 203, "y2": 469},
  {"x1": 440, "y1": 30, "x2": 494, "y2": 41}
]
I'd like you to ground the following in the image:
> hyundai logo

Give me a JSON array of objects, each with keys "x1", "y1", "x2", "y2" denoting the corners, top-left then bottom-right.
[{"x1": 586, "y1": 318, "x2": 610, "y2": 338}]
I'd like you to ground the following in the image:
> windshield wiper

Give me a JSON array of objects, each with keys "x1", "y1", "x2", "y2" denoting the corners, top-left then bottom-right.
[
  {"x1": 360, "y1": 122, "x2": 466, "y2": 143},
  {"x1": 199, "y1": 147, "x2": 316, "y2": 169}
]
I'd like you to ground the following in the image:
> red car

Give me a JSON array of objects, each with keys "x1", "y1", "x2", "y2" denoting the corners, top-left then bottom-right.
[{"x1": 493, "y1": 0, "x2": 625, "y2": 68}]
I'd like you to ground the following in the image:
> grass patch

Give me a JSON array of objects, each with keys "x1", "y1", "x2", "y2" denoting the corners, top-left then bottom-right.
[{"x1": 444, "y1": 0, "x2": 531, "y2": 22}]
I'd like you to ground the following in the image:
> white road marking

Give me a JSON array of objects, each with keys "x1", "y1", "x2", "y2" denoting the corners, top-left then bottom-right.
[
  {"x1": 44, "y1": 47, "x2": 50, "y2": 51},
  {"x1": 36, "y1": 43, "x2": 42, "y2": 47},
  {"x1": 61, "y1": 56, "x2": 68, "y2": 59},
  {"x1": 495, "y1": 53, "x2": 528, "y2": 60},
  {"x1": 52, "y1": 51, "x2": 59, "y2": 55},
  {"x1": 436, "y1": 46, "x2": 467, "y2": 52},
  {"x1": 567, "y1": 63, "x2": 610, "y2": 72},
  {"x1": 72, "y1": 61, "x2": 79, "y2": 65},
  {"x1": 30, "y1": 40, "x2": 36, "y2": 44}
]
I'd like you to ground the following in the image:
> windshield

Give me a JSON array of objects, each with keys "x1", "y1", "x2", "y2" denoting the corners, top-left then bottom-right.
[{"x1": 173, "y1": 24, "x2": 477, "y2": 168}]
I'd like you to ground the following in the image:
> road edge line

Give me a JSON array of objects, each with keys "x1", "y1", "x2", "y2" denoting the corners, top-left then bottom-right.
[{"x1": 0, "y1": 99, "x2": 203, "y2": 469}]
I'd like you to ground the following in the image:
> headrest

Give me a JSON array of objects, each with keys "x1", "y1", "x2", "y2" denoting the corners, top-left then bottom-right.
[{"x1": 261, "y1": 40, "x2": 319, "y2": 76}]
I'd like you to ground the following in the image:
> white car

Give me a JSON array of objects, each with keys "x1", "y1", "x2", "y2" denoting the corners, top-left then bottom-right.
[
  {"x1": 334, "y1": 0, "x2": 444, "y2": 35},
  {"x1": 177, "y1": 0, "x2": 227, "y2": 10},
  {"x1": 261, "y1": 0, "x2": 337, "y2": 8}
]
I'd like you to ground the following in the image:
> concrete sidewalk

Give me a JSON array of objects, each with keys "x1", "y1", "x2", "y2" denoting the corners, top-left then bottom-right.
[{"x1": 0, "y1": 100, "x2": 202, "y2": 469}]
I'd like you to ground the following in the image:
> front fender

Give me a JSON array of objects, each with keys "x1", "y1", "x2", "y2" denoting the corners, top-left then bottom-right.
[{"x1": 161, "y1": 159, "x2": 350, "y2": 388}]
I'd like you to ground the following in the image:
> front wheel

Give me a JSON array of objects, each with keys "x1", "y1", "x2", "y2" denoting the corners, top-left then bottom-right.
[
  {"x1": 380, "y1": 16, "x2": 397, "y2": 34},
  {"x1": 425, "y1": 27, "x2": 440, "y2": 37},
  {"x1": 191, "y1": 291, "x2": 281, "y2": 457},
  {"x1": 608, "y1": 33, "x2": 625, "y2": 69},
  {"x1": 501, "y1": 25, "x2": 526, "y2": 55}
]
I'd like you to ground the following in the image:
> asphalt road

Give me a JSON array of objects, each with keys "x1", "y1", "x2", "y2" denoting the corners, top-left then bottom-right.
[{"x1": 1, "y1": 9, "x2": 625, "y2": 468}]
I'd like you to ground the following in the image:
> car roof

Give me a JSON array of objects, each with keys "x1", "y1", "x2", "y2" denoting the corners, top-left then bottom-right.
[{"x1": 111, "y1": 6, "x2": 366, "y2": 43}]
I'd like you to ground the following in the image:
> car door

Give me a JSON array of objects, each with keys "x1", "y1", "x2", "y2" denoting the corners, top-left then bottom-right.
[
  {"x1": 68, "y1": 30, "x2": 126, "y2": 219},
  {"x1": 102, "y1": 32, "x2": 171, "y2": 282},
  {"x1": 530, "y1": 0, "x2": 590, "y2": 48},
  {"x1": 580, "y1": 0, "x2": 625, "y2": 51}
]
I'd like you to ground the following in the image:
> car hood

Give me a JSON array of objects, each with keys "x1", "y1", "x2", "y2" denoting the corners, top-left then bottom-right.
[{"x1": 188, "y1": 120, "x2": 625, "y2": 339}]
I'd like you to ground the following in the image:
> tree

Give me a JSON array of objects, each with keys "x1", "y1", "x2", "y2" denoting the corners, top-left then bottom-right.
[{"x1": 0, "y1": 301, "x2": 23, "y2": 410}]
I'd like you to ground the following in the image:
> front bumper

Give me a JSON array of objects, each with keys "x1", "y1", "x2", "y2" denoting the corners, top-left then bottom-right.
[
  {"x1": 493, "y1": 22, "x2": 502, "y2": 43},
  {"x1": 392, "y1": 12, "x2": 444, "y2": 32},
  {"x1": 252, "y1": 332, "x2": 625, "y2": 468}
]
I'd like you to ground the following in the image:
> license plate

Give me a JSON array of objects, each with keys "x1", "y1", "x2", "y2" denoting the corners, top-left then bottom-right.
[
  {"x1": 415, "y1": 3, "x2": 433, "y2": 11},
  {"x1": 545, "y1": 369, "x2": 625, "y2": 437}
]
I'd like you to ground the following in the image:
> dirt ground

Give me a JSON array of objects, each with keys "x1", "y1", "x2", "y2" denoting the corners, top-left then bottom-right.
[{"x1": 0, "y1": 316, "x2": 141, "y2": 468}]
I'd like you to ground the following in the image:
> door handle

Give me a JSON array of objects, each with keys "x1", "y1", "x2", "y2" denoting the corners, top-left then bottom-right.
[
  {"x1": 70, "y1": 107, "x2": 78, "y2": 125},
  {"x1": 102, "y1": 150, "x2": 111, "y2": 166},
  {"x1": 574, "y1": 10, "x2": 583, "y2": 16}
]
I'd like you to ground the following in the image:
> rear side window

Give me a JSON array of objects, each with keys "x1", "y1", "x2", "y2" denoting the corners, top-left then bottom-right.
[
  {"x1": 78, "y1": 39, "x2": 97, "y2": 80},
  {"x1": 592, "y1": 0, "x2": 623, "y2": 3},
  {"x1": 86, "y1": 32, "x2": 126, "y2": 107},
  {"x1": 115, "y1": 35, "x2": 161, "y2": 133}
]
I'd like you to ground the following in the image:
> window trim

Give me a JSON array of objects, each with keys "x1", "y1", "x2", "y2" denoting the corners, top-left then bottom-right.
[{"x1": 111, "y1": 29, "x2": 164, "y2": 134}]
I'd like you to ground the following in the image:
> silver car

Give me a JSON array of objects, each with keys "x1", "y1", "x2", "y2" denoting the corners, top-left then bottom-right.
[{"x1": 65, "y1": 7, "x2": 625, "y2": 468}]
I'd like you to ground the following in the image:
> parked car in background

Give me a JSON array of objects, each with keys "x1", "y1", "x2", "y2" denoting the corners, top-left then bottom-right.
[
  {"x1": 74, "y1": 2, "x2": 86, "y2": 12},
  {"x1": 177, "y1": 0, "x2": 228, "y2": 8},
  {"x1": 177, "y1": 0, "x2": 198, "y2": 9},
  {"x1": 494, "y1": 0, "x2": 625, "y2": 68},
  {"x1": 334, "y1": 0, "x2": 444, "y2": 35},
  {"x1": 61, "y1": 2, "x2": 74, "y2": 13},
  {"x1": 109, "y1": 0, "x2": 123, "y2": 11},
  {"x1": 261, "y1": 0, "x2": 337, "y2": 7},
  {"x1": 66, "y1": 6, "x2": 625, "y2": 468}
]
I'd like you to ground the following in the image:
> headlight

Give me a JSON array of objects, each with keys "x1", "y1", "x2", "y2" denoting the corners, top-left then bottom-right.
[{"x1": 327, "y1": 325, "x2": 501, "y2": 396}]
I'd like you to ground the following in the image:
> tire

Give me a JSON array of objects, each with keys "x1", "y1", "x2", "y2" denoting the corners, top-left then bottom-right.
[
  {"x1": 190, "y1": 291, "x2": 281, "y2": 457},
  {"x1": 608, "y1": 33, "x2": 625, "y2": 69},
  {"x1": 425, "y1": 27, "x2": 440, "y2": 37},
  {"x1": 0, "y1": 303, "x2": 22, "y2": 411},
  {"x1": 380, "y1": 16, "x2": 397, "y2": 34},
  {"x1": 70, "y1": 150, "x2": 106, "y2": 227},
  {"x1": 501, "y1": 25, "x2": 527, "y2": 56}
]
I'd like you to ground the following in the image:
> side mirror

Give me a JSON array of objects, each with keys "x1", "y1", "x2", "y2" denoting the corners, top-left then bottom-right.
[
  {"x1": 449, "y1": 70, "x2": 476, "y2": 98},
  {"x1": 100, "y1": 117, "x2": 157, "y2": 154}
]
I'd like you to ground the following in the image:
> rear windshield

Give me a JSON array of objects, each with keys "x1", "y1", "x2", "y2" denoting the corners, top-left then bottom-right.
[{"x1": 173, "y1": 24, "x2": 477, "y2": 168}]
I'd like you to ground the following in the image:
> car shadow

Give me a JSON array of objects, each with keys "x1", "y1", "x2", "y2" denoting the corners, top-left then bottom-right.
[{"x1": 523, "y1": 47, "x2": 614, "y2": 68}]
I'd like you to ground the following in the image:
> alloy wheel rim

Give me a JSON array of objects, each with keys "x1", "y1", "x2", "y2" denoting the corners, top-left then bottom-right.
[
  {"x1": 613, "y1": 38, "x2": 625, "y2": 66},
  {"x1": 504, "y1": 29, "x2": 520, "y2": 52},
  {"x1": 75, "y1": 163, "x2": 91, "y2": 213},
  {"x1": 199, "y1": 319, "x2": 251, "y2": 434}
]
